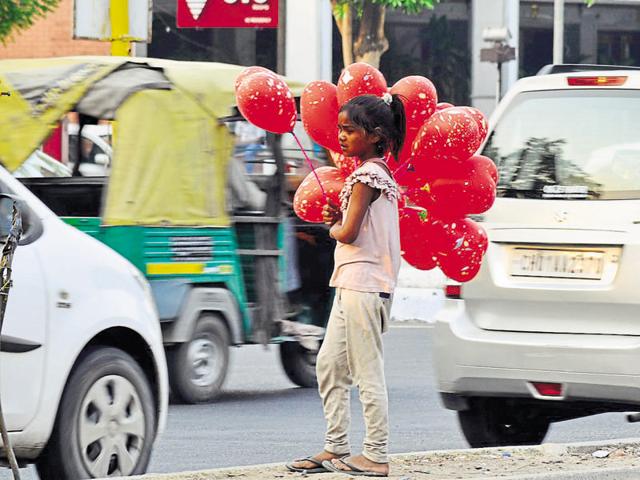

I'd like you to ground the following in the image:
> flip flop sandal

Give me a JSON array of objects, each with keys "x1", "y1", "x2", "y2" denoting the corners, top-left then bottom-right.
[
  {"x1": 285, "y1": 456, "x2": 327, "y2": 474},
  {"x1": 322, "y1": 458, "x2": 388, "y2": 477}
]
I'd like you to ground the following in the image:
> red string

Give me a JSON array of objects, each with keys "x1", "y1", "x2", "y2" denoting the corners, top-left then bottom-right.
[{"x1": 291, "y1": 132, "x2": 327, "y2": 201}]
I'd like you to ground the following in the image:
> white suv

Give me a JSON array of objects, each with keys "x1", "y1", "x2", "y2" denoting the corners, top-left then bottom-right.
[{"x1": 433, "y1": 66, "x2": 640, "y2": 448}]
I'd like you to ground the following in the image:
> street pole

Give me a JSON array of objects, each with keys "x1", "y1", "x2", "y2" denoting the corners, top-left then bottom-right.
[
  {"x1": 553, "y1": 0, "x2": 564, "y2": 64},
  {"x1": 110, "y1": 0, "x2": 130, "y2": 56},
  {"x1": 277, "y1": 0, "x2": 286, "y2": 75},
  {"x1": 496, "y1": 62, "x2": 502, "y2": 105}
]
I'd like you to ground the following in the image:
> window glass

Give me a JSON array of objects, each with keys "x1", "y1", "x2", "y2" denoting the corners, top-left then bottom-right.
[{"x1": 482, "y1": 89, "x2": 640, "y2": 200}]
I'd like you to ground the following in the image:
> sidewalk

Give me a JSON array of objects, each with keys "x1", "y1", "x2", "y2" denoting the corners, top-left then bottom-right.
[{"x1": 120, "y1": 439, "x2": 640, "y2": 480}]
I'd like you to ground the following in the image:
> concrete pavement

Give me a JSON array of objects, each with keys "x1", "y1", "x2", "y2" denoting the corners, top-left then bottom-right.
[{"x1": 118, "y1": 439, "x2": 640, "y2": 480}]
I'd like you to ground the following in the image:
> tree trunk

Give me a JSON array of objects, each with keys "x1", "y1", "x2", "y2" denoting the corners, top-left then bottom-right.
[
  {"x1": 331, "y1": 0, "x2": 353, "y2": 67},
  {"x1": 353, "y1": 3, "x2": 388, "y2": 68}
]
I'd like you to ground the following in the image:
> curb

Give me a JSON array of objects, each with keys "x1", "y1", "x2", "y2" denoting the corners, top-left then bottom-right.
[{"x1": 115, "y1": 438, "x2": 640, "y2": 480}]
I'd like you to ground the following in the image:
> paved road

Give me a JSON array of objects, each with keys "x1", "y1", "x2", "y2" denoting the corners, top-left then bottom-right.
[
  {"x1": 5, "y1": 325, "x2": 640, "y2": 478},
  {"x1": 148, "y1": 325, "x2": 640, "y2": 473}
]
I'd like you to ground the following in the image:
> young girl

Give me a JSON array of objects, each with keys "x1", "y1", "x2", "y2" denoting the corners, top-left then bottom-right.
[{"x1": 287, "y1": 93, "x2": 406, "y2": 477}]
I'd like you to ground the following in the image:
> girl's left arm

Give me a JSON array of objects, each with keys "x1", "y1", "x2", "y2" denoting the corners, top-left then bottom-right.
[{"x1": 329, "y1": 182, "x2": 375, "y2": 244}]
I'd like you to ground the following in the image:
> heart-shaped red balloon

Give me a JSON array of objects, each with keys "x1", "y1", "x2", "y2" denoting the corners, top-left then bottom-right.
[
  {"x1": 471, "y1": 154, "x2": 498, "y2": 184},
  {"x1": 399, "y1": 206, "x2": 438, "y2": 270},
  {"x1": 412, "y1": 107, "x2": 481, "y2": 169},
  {"x1": 336, "y1": 62, "x2": 388, "y2": 106},
  {"x1": 293, "y1": 167, "x2": 346, "y2": 223},
  {"x1": 426, "y1": 157, "x2": 496, "y2": 218},
  {"x1": 236, "y1": 72, "x2": 297, "y2": 134},
  {"x1": 235, "y1": 66, "x2": 277, "y2": 91},
  {"x1": 301, "y1": 81, "x2": 341, "y2": 153},
  {"x1": 390, "y1": 76, "x2": 438, "y2": 132},
  {"x1": 331, "y1": 152, "x2": 359, "y2": 177},
  {"x1": 435, "y1": 102, "x2": 454, "y2": 111},
  {"x1": 434, "y1": 218, "x2": 488, "y2": 282},
  {"x1": 460, "y1": 106, "x2": 489, "y2": 145}
]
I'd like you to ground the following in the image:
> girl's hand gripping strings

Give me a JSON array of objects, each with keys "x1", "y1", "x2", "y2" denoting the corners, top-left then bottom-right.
[
  {"x1": 325, "y1": 183, "x2": 376, "y2": 245},
  {"x1": 322, "y1": 199, "x2": 342, "y2": 226}
]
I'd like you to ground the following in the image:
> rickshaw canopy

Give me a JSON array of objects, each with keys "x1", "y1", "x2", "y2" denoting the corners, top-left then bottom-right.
[{"x1": 0, "y1": 56, "x2": 304, "y2": 226}]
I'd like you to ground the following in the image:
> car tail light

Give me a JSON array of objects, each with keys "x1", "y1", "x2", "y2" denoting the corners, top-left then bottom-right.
[
  {"x1": 567, "y1": 76, "x2": 627, "y2": 87},
  {"x1": 531, "y1": 382, "x2": 563, "y2": 397},
  {"x1": 445, "y1": 284, "x2": 462, "y2": 299}
]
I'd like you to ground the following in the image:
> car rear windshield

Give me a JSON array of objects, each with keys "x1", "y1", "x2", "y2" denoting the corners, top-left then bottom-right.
[{"x1": 482, "y1": 89, "x2": 640, "y2": 200}]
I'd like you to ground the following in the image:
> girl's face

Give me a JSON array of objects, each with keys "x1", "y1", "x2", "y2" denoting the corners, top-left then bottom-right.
[{"x1": 337, "y1": 111, "x2": 380, "y2": 160}]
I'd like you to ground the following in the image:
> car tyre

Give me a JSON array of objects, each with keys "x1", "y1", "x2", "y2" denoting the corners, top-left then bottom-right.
[
  {"x1": 168, "y1": 314, "x2": 230, "y2": 404},
  {"x1": 458, "y1": 399, "x2": 549, "y2": 448},
  {"x1": 36, "y1": 347, "x2": 156, "y2": 480},
  {"x1": 280, "y1": 341, "x2": 319, "y2": 388}
]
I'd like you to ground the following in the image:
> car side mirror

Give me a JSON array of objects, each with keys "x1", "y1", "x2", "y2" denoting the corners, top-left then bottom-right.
[
  {"x1": 0, "y1": 195, "x2": 22, "y2": 243},
  {"x1": 94, "y1": 153, "x2": 110, "y2": 166}
]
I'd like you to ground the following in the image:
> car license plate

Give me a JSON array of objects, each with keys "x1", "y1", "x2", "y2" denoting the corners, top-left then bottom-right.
[{"x1": 510, "y1": 248, "x2": 605, "y2": 280}]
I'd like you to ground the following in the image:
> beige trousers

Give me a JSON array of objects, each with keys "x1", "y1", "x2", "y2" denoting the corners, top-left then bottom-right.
[{"x1": 316, "y1": 288, "x2": 391, "y2": 464}]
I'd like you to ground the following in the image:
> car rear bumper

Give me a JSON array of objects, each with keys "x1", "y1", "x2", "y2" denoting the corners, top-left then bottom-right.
[{"x1": 434, "y1": 300, "x2": 640, "y2": 408}]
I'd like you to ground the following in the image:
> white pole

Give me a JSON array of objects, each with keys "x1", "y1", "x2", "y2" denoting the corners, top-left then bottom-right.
[{"x1": 553, "y1": 0, "x2": 565, "y2": 64}]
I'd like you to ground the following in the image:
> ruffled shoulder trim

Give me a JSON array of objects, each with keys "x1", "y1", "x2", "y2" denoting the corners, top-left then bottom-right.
[{"x1": 339, "y1": 161, "x2": 399, "y2": 212}]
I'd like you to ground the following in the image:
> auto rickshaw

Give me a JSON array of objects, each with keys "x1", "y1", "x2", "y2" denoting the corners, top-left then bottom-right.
[{"x1": 0, "y1": 56, "x2": 334, "y2": 403}]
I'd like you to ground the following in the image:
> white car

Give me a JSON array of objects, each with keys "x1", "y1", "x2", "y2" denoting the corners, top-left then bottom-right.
[
  {"x1": 0, "y1": 164, "x2": 168, "y2": 477},
  {"x1": 433, "y1": 66, "x2": 640, "y2": 448},
  {"x1": 14, "y1": 150, "x2": 72, "y2": 178}
]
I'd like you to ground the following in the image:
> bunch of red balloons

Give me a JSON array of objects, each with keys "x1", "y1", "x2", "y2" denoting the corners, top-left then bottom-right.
[{"x1": 234, "y1": 63, "x2": 498, "y2": 282}]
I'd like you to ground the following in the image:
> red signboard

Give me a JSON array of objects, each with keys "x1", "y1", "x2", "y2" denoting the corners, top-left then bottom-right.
[{"x1": 177, "y1": 0, "x2": 278, "y2": 28}]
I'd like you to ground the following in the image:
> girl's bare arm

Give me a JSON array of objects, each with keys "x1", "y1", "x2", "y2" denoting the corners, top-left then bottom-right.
[{"x1": 329, "y1": 182, "x2": 375, "y2": 244}]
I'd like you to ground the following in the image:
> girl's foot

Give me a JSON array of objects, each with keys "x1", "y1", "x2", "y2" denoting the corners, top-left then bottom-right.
[
  {"x1": 287, "y1": 450, "x2": 348, "y2": 472},
  {"x1": 327, "y1": 454, "x2": 389, "y2": 477}
]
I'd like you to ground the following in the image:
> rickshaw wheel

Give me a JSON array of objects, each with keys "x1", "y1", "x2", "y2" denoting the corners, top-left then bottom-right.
[
  {"x1": 168, "y1": 314, "x2": 230, "y2": 404},
  {"x1": 279, "y1": 341, "x2": 319, "y2": 388}
]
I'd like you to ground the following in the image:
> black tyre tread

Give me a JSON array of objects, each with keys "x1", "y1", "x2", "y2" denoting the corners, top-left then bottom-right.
[
  {"x1": 458, "y1": 400, "x2": 549, "y2": 448},
  {"x1": 168, "y1": 314, "x2": 230, "y2": 404},
  {"x1": 36, "y1": 346, "x2": 156, "y2": 480},
  {"x1": 280, "y1": 341, "x2": 318, "y2": 388}
]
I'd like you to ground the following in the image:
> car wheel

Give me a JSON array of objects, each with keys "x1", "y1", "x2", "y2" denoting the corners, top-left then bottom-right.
[
  {"x1": 168, "y1": 314, "x2": 230, "y2": 403},
  {"x1": 36, "y1": 347, "x2": 156, "y2": 480},
  {"x1": 457, "y1": 399, "x2": 550, "y2": 448},
  {"x1": 280, "y1": 341, "x2": 319, "y2": 388}
]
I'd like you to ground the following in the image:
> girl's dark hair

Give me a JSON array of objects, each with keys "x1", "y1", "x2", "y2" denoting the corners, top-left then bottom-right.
[{"x1": 339, "y1": 93, "x2": 406, "y2": 161}]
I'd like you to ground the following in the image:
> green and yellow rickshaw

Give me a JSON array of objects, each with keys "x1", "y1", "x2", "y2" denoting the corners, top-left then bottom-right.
[{"x1": 0, "y1": 56, "x2": 334, "y2": 403}]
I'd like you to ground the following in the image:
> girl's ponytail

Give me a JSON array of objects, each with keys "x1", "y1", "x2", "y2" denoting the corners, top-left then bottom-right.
[{"x1": 389, "y1": 94, "x2": 406, "y2": 162}]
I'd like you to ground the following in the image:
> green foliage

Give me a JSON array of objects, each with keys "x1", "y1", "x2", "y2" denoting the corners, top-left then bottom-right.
[
  {"x1": 0, "y1": 0, "x2": 59, "y2": 43},
  {"x1": 334, "y1": 0, "x2": 438, "y2": 17}
]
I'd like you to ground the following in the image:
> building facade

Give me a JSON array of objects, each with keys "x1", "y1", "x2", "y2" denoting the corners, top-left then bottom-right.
[
  {"x1": 3, "y1": 0, "x2": 640, "y2": 116},
  {"x1": 0, "y1": 0, "x2": 109, "y2": 58}
]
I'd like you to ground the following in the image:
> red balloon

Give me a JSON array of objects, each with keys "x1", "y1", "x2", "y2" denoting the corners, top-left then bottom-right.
[
  {"x1": 399, "y1": 206, "x2": 438, "y2": 270},
  {"x1": 330, "y1": 151, "x2": 359, "y2": 177},
  {"x1": 412, "y1": 107, "x2": 480, "y2": 167},
  {"x1": 336, "y1": 63, "x2": 387, "y2": 106},
  {"x1": 301, "y1": 81, "x2": 342, "y2": 153},
  {"x1": 293, "y1": 167, "x2": 346, "y2": 223},
  {"x1": 235, "y1": 66, "x2": 277, "y2": 91},
  {"x1": 435, "y1": 218, "x2": 488, "y2": 282},
  {"x1": 236, "y1": 72, "x2": 297, "y2": 134},
  {"x1": 460, "y1": 106, "x2": 488, "y2": 145},
  {"x1": 436, "y1": 102, "x2": 454, "y2": 111},
  {"x1": 390, "y1": 76, "x2": 438, "y2": 131},
  {"x1": 426, "y1": 158, "x2": 497, "y2": 218},
  {"x1": 472, "y1": 154, "x2": 498, "y2": 184},
  {"x1": 439, "y1": 255, "x2": 482, "y2": 282},
  {"x1": 433, "y1": 217, "x2": 488, "y2": 255}
]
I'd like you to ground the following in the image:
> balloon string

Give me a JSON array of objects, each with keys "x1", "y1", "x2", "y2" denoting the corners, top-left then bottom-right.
[
  {"x1": 291, "y1": 132, "x2": 328, "y2": 201},
  {"x1": 392, "y1": 157, "x2": 412, "y2": 176}
]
